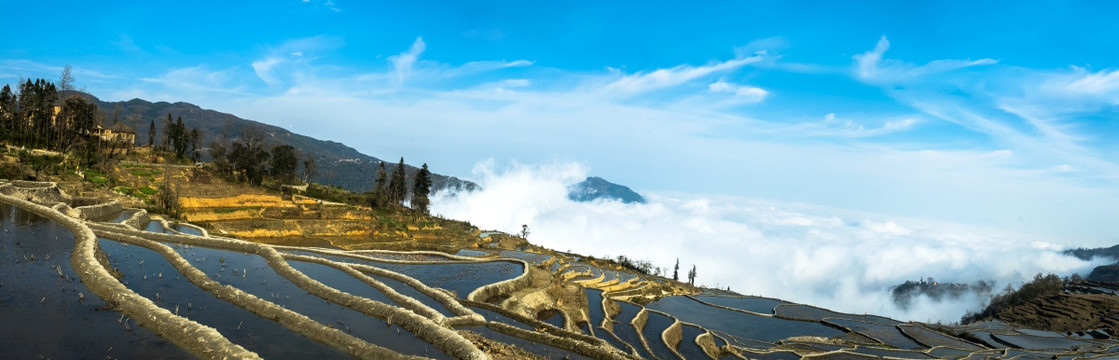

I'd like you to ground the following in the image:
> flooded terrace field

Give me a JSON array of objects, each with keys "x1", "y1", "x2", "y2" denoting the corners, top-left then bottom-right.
[{"x1": 0, "y1": 204, "x2": 191, "y2": 359}]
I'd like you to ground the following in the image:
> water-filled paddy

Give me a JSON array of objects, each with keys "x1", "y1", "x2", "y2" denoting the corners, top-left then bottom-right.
[
  {"x1": 897, "y1": 324, "x2": 983, "y2": 350},
  {"x1": 611, "y1": 320, "x2": 654, "y2": 359},
  {"x1": 288, "y1": 260, "x2": 399, "y2": 306},
  {"x1": 774, "y1": 304, "x2": 899, "y2": 325},
  {"x1": 641, "y1": 310, "x2": 678, "y2": 359},
  {"x1": 109, "y1": 208, "x2": 139, "y2": 223},
  {"x1": 278, "y1": 249, "x2": 523, "y2": 297},
  {"x1": 365, "y1": 272, "x2": 457, "y2": 317},
  {"x1": 846, "y1": 346, "x2": 934, "y2": 358},
  {"x1": 0, "y1": 204, "x2": 190, "y2": 359},
  {"x1": 99, "y1": 239, "x2": 347, "y2": 359},
  {"x1": 823, "y1": 317, "x2": 924, "y2": 349},
  {"x1": 466, "y1": 306, "x2": 532, "y2": 331},
  {"x1": 987, "y1": 331, "x2": 1098, "y2": 350},
  {"x1": 537, "y1": 309, "x2": 566, "y2": 328},
  {"x1": 693, "y1": 294, "x2": 790, "y2": 315},
  {"x1": 647, "y1": 296, "x2": 845, "y2": 343},
  {"x1": 172, "y1": 223, "x2": 203, "y2": 236},
  {"x1": 677, "y1": 324, "x2": 710, "y2": 359},
  {"x1": 175, "y1": 243, "x2": 449, "y2": 358},
  {"x1": 455, "y1": 249, "x2": 490, "y2": 257},
  {"x1": 497, "y1": 250, "x2": 552, "y2": 264},
  {"x1": 586, "y1": 288, "x2": 606, "y2": 327},
  {"x1": 459, "y1": 326, "x2": 589, "y2": 360},
  {"x1": 371, "y1": 261, "x2": 523, "y2": 297}
]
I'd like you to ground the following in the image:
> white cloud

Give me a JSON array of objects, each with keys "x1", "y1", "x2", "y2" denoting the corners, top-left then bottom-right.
[
  {"x1": 1064, "y1": 68, "x2": 1119, "y2": 96},
  {"x1": 432, "y1": 161, "x2": 1107, "y2": 322},
  {"x1": 599, "y1": 54, "x2": 767, "y2": 97},
  {"x1": 708, "y1": 80, "x2": 768, "y2": 103},
  {"x1": 251, "y1": 56, "x2": 283, "y2": 85},
  {"x1": 853, "y1": 36, "x2": 997, "y2": 85},
  {"x1": 389, "y1": 37, "x2": 427, "y2": 85}
]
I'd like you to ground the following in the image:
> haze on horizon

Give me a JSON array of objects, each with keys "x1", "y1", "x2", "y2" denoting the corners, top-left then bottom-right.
[{"x1": 5, "y1": 1, "x2": 1119, "y2": 321}]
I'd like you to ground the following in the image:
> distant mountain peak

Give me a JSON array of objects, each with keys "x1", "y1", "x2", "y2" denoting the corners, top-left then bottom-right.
[{"x1": 567, "y1": 176, "x2": 646, "y2": 204}]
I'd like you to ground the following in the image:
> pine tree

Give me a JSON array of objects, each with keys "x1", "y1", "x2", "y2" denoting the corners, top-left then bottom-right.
[
  {"x1": 388, "y1": 157, "x2": 407, "y2": 206},
  {"x1": 173, "y1": 116, "x2": 186, "y2": 157},
  {"x1": 372, "y1": 162, "x2": 388, "y2": 208},
  {"x1": 673, "y1": 258, "x2": 680, "y2": 281},
  {"x1": 688, "y1": 265, "x2": 697, "y2": 286},
  {"x1": 0, "y1": 84, "x2": 15, "y2": 141},
  {"x1": 148, "y1": 119, "x2": 155, "y2": 147},
  {"x1": 161, "y1": 113, "x2": 173, "y2": 150},
  {"x1": 411, "y1": 163, "x2": 432, "y2": 213}
]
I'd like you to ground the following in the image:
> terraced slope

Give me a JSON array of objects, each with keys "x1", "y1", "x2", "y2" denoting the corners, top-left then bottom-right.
[{"x1": 5, "y1": 179, "x2": 1119, "y2": 359}]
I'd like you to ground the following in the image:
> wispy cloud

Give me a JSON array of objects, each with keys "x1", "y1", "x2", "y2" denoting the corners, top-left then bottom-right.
[
  {"x1": 302, "y1": 0, "x2": 340, "y2": 12},
  {"x1": 598, "y1": 54, "x2": 769, "y2": 98},
  {"x1": 71, "y1": 35, "x2": 1119, "y2": 252},
  {"x1": 389, "y1": 37, "x2": 427, "y2": 85},
  {"x1": 708, "y1": 80, "x2": 768, "y2": 103},
  {"x1": 854, "y1": 36, "x2": 997, "y2": 85},
  {"x1": 251, "y1": 57, "x2": 283, "y2": 86}
]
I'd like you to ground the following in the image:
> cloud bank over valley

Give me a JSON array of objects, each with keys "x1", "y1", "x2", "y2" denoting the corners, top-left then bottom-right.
[{"x1": 432, "y1": 161, "x2": 1108, "y2": 323}]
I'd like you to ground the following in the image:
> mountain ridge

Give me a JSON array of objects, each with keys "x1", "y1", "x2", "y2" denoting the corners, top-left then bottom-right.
[{"x1": 73, "y1": 91, "x2": 476, "y2": 194}]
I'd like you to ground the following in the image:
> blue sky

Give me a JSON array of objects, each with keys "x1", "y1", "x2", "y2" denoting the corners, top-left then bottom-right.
[{"x1": 5, "y1": 1, "x2": 1119, "y2": 245}]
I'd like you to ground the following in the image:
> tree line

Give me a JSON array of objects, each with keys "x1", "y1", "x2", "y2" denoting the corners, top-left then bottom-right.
[
  {"x1": 0, "y1": 78, "x2": 99, "y2": 153},
  {"x1": 1, "y1": 74, "x2": 438, "y2": 214},
  {"x1": 207, "y1": 126, "x2": 307, "y2": 187},
  {"x1": 369, "y1": 157, "x2": 432, "y2": 214}
]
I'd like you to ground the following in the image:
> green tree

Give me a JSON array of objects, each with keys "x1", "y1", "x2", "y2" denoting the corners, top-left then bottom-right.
[
  {"x1": 0, "y1": 84, "x2": 16, "y2": 141},
  {"x1": 228, "y1": 126, "x2": 270, "y2": 186},
  {"x1": 411, "y1": 163, "x2": 432, "y2": 213},
  {"x1": 160, "y1": 113, "x2": 173, "y2": 150},
  {"x1": 387, "y1": 157, "x2": 407, "y2": 206},
  {"x1": 371, "y1": 162, "x2": 388, "y2": 208},
  {"x1": 270, "y1": 144, "x2": 299, "y2": 184},
  {"x1": 209, "y1": 139, "x2": 232, "y2": 175},
  {"x1": 189, "y1": 128, "x2": 201, "y2": 161},
  {"x1": 673, "y1": 258, "x2": 680, "y2": 281},
  {"x1": 148, "y1": 119, "x2": 155, "y2": 147},
  {"x1": 57, "y1": 95, "x2": 98, "y2": 152},
  {"x1": 687, "y1": 265, "x2": 696, "y2": 286},
  {"x1": 18, "y1": 79, "x2": 59, "y2": 149},
  {"x1": 172, "y1": 116, "x2": 187, "y2": 157}
]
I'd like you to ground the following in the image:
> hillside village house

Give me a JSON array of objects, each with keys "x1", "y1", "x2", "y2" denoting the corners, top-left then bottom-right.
[{"x1": 91, "y1": 123, "x2": 136, "y2": 144}]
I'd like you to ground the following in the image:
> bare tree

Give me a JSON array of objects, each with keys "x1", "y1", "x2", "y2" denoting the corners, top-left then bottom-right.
[{"x1": 59, "y1": 65, "x2": 75, "y2": 91}]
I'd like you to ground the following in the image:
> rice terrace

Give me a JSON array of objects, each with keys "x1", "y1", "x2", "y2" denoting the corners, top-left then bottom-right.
[
  {"x1": 3, "y1": 171, "x2": 1119, "y2": 359},
  {"x1": 7, "y1": 1, "x2": 1119, "y2": 359}
]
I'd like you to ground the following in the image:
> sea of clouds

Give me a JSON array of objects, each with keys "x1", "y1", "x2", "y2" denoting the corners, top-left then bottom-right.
[{"x1": 430, "y1": 160, "x2": 1107, "y2": 323}]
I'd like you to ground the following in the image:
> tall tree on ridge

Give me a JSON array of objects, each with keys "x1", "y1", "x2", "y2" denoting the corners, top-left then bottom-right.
[
  {"x1": 388, "y1": 157, "x2": 407, "y2": 206},
  {"x1": 372, "y1": 162, "x2": 388, "y2": 208},
  {"x1": 411, "y1": 163, "x2": 432, "y2": 213},
  {"x1": 161, "y1": 113, "x2": 173, "y2": 150}
]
